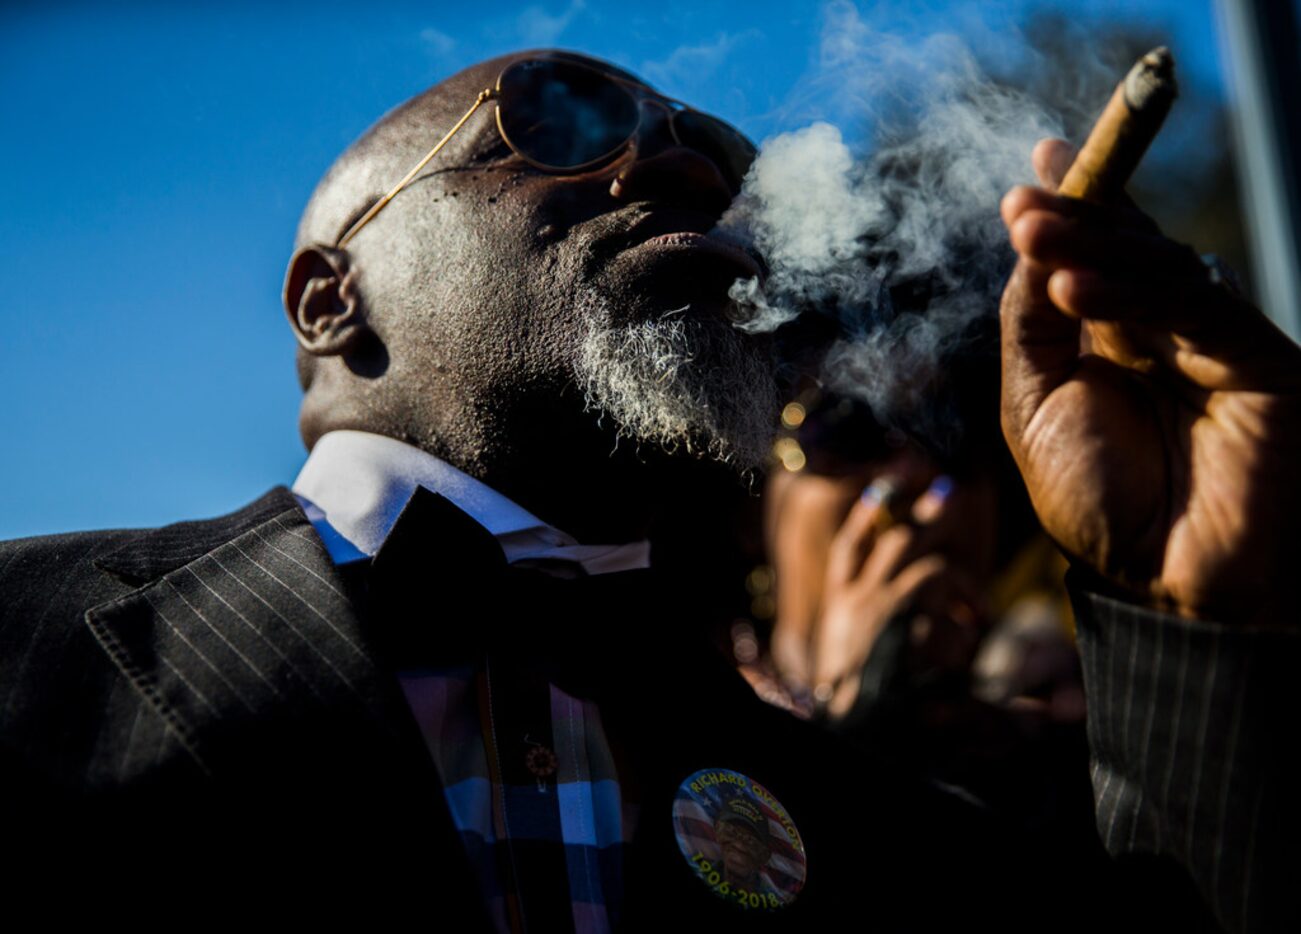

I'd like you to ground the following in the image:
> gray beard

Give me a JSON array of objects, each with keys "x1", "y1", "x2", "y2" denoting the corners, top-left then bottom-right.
[{"x1": 576, "y1": 300, "x2": 781, "y2": 471}]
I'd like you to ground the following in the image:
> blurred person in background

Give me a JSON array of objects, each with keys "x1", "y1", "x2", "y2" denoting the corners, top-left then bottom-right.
[{"x1": 741, "y1": 384, "x2": 1095, "y2": 839}]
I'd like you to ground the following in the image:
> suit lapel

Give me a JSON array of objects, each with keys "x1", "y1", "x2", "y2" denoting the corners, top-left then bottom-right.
[
  {"x1": 76, "y1": 486, "x2": 493, "y2": 925},
  {"x1": 85, "y1": 485, "x2": 426, "y2": 780}
]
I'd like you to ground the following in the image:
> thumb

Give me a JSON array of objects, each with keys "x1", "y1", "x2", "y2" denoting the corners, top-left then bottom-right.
[{"x1": 999, "y1": 256, "x2": 1081, "y2": 456}]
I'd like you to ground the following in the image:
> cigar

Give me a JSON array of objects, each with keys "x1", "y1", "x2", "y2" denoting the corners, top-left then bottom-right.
[{"x1": 1057, "y1": 47, "x2": 1178, "y2": 202}]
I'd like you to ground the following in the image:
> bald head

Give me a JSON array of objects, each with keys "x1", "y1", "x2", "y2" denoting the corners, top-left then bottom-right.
[
  {"x1": 295, "y1": 50, "x2": 646, "y2": 251},
  {"x1": 281, "y1": 49, "x2": 778, "y2": 540},
  {"x1": 287, "y1": 53, "x2": 523, "y2": 405},
  {"x1": 286, "y1": 50, "x2": 648, "y2": 396},
  {"x1": 296, "y1": 58, "x2": 496, "y2": 251}
]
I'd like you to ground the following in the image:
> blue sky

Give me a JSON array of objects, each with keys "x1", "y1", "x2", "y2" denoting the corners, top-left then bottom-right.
[{"x1": 0, "y1": 0, "x2": 1231, "y2": 538}]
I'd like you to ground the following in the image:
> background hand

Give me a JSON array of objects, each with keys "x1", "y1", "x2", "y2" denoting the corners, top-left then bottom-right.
[
  {"x1": 999, "y1": 139, "x2": 1301, "y2": 624},
  {"x1": 813, "y1": 471, "x2": 985, "y2": 717}
]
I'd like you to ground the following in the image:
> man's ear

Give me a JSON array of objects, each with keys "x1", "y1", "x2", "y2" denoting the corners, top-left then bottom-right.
[{"x1": 282, "y1": 245, "x2": 368, "y2": 356}]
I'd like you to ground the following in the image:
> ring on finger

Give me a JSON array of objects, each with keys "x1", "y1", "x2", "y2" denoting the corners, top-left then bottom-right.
[{"x1": 863, "y1": 478, "x2": 905, "y2": 533}]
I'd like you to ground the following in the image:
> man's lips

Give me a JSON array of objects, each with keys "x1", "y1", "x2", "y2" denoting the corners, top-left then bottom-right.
[
  {"x1": 633, "y1": 230, "x2": 767, "y2": 282},
  {"x1": 597, "y1": 208, "x2": 770, "y2": 283}
]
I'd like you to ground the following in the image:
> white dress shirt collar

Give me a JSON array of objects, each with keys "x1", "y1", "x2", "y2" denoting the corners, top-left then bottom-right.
[{"x1": 290, "y1": 429, "x2": 651, "y2": 575}]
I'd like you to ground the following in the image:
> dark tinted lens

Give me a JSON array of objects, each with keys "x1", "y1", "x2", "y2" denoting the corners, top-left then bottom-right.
[
  {"x1": 672, "y1": 111, "x2": 757, "y2": 192},
  {"x1": 498, "y1": 60, "x2": 639, "y2": 168}
]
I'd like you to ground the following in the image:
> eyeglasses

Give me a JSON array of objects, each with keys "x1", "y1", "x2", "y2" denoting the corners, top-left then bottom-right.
[{"x1": 335, "y1": 57, "x2": 758, "y2": 248}]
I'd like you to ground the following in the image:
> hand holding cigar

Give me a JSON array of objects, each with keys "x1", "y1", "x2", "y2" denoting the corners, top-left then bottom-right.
[{"x1": 998, "y1": 47, "x2": 1301, "y2": 625}]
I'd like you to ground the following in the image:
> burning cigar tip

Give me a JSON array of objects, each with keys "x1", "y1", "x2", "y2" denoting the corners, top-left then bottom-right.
[
  {"x1": 1142, "y1": 45, "x2": 1174, "y2": 71},
  {"x1": 1124, "y1": 46, "x2": 1178, "y2": 112},
  {"x1": 1057, "y1": 46, "x2": 1178, "y2": 202}
]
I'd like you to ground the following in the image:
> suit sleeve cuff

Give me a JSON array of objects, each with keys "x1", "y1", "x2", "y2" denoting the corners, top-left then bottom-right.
[{"x1": 1066, "y1": 567, "x2": 1301, "y2": 933}]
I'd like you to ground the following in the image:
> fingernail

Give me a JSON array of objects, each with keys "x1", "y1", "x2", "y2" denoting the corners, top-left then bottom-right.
[
  {"x1": 927, "y1": 475, "x2": 953, "y2": 502},
  {"x1": 911, "y1": 475, "x2": 953, "y2": 524},
  {"x1": 862, "y1": 477, "x2": 897, "y2": 505}
]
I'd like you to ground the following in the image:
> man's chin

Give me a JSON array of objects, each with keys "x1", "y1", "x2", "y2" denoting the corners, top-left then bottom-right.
[
  {"x1": 574, "y1": 293, "x2": 780, "y2": 472},
  {"x1": 598, "y1": 251, "x2": 755, "y2": 328}
]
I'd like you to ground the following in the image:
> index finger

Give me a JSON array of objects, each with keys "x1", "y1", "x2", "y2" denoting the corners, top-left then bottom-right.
[{"x1": 1001, "y1": 186, "x2": 1159, "y2": 238}]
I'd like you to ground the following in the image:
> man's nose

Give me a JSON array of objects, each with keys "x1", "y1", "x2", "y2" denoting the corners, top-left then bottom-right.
[{"x1": 609, "y1": 103, "x2": 734, "y2": 216}]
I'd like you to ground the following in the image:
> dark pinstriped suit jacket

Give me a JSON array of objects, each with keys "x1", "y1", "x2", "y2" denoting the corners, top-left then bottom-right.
[
  {"x1": 0, "y1": 485, "x2": 1292, "y2": 931},
  {"x1": 1069, "y1": 581, "x2": 1300, "y2": 934},
  {"x1": 1, "y1": 486, "x2": 495, "y2": 924}
]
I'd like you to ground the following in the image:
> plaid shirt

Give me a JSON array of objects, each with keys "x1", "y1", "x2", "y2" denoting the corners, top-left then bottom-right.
[
  {"x1": 292, "y1": 430, "x2": 650, "y2": 933},
  {"x1": 399, "y1": 664, "x2": 637, "y2": 931}
]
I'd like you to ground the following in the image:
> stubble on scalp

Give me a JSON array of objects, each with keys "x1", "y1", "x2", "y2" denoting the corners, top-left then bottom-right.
[{"x1": 574, "y1": 291, "x2": 782, "y2": 471}]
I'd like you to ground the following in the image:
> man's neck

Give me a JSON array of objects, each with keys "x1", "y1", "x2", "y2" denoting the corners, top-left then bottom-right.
[
  {"x1": 292, "y1": 430, "x2": 658, "y2": 573},
  {"x1": 476, "y1": 458, "x2": 659, "y2": 544}
]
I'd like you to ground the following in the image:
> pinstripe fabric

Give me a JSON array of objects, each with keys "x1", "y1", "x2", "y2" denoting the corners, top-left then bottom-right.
[
  {"x1": 0, "y1": 486, "x2": 494, "y2": 926},
  {"x1": 1, "y1": 525, "x2": 205, "y2": 791},
  {"x1": 1070, "y1": 577, "x2": 1301, "y2": 934},
  {"x1": 1, "y1": 481, "x2": 1051, "y2": 929},
  {"x1": 84, "y1": 506, "x2": 415, "y2": 776},
  {"x1": 6, "y1": 482, "x2": 1293, "y2": 929}
]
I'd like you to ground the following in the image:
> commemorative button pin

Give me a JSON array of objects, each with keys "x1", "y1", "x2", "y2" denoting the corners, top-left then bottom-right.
[{"x1": 672, "y1": 768, "x2": 807, "y2": 910}]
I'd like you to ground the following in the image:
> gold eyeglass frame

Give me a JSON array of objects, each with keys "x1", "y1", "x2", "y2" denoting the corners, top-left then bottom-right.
[{"x1": 334, "y1": 57, "x2": 755, "y2": 249}]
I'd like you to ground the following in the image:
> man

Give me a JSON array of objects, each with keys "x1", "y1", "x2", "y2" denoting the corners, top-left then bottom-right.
[
  {"x1": 713, "y1": 798, "x2": 775, "y2": 895},
  {"x1": 999, "y1": 139, "x2": 1301, "y2": 933},
  {"x1": 1, "y1": 49, "x2": 1296, "y2": 932}
]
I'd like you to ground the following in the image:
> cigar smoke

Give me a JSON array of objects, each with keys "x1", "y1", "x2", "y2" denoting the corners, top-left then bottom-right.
[{"x1": 720, "y1": 2, "x2": 1118, "y2": 452}]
